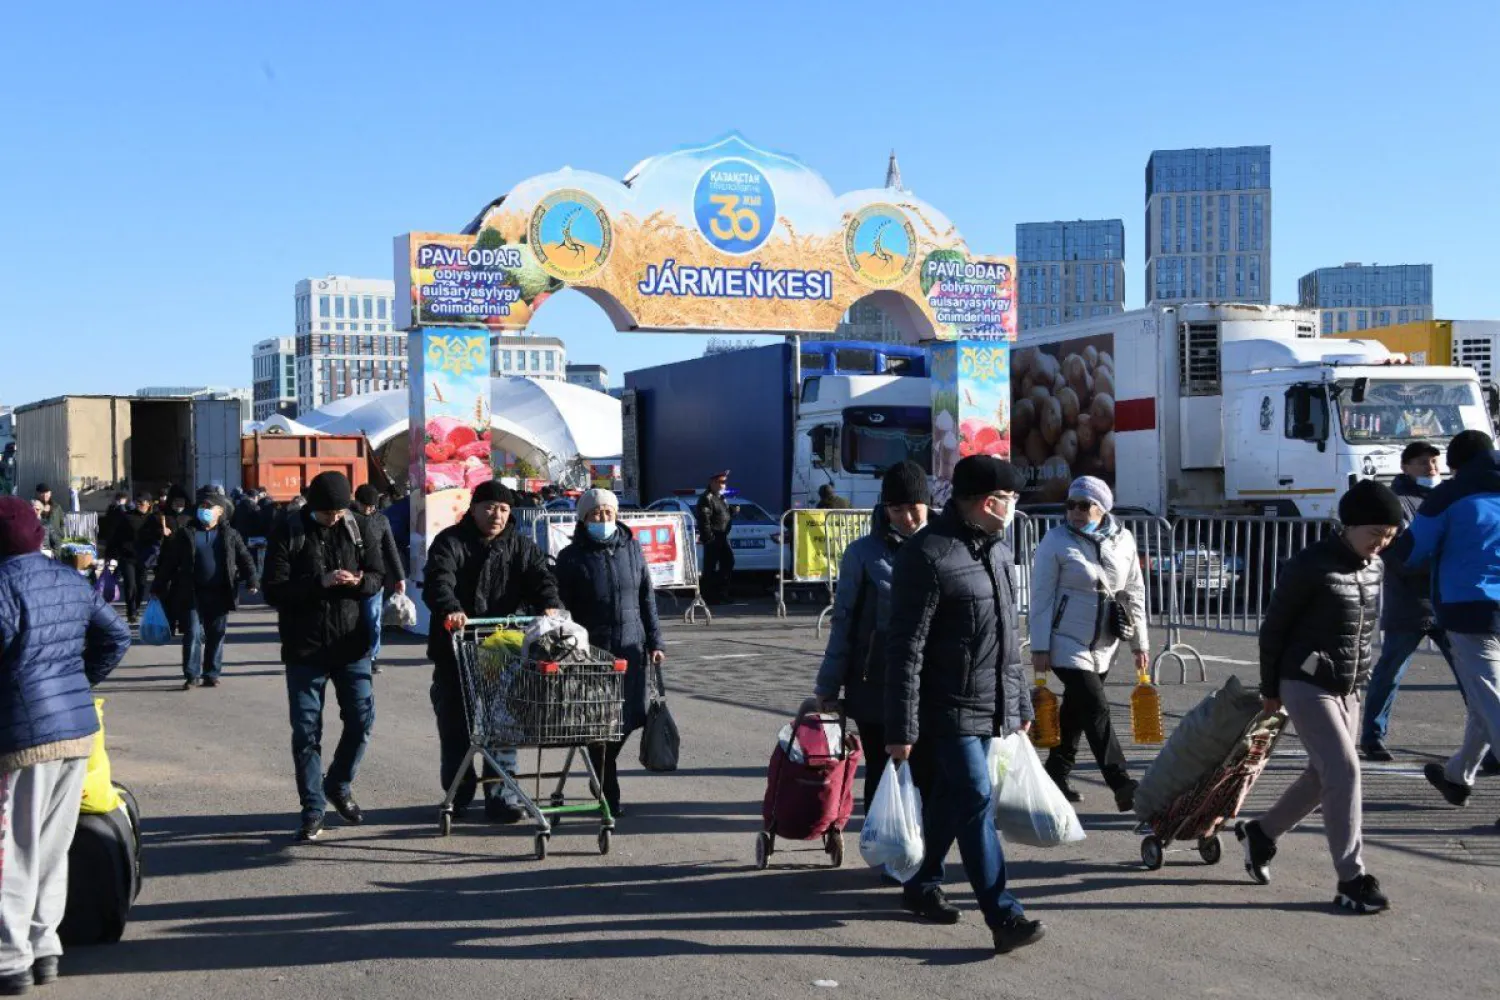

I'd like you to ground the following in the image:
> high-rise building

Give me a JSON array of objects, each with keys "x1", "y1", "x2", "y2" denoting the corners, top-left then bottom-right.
[
  {"x1": 491, "y1": 335, "x2": 567, "y2": 381},
  {"x1": 1016, "y1": 219, "x2": 1125, "y2": 330},
  {"x1": 293, "y1": 276, "x2": 406, "y2": 411},
  {"x1": 1297, "y1": 263, "x2": 1433, "y2": 335},
  {"x1": 252, "y1": 338, "x2": 298, "y2": 420},
  {"x1": 1145, "y1": 146, "x2": 1271, "y2": 305},
  {"x1": 565, "y1": 364, "x2": 608, "y2": 392}
]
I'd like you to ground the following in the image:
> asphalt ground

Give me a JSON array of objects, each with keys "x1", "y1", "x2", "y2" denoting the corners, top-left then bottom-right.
[{"x1": 43, "y1": 595, "x2": 1500, "y2": 1000}]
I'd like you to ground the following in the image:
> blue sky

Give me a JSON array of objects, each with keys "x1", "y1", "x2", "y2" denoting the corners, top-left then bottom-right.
[{"x1": 2, "y1": 0, "x2": 1496, "y2": 405}]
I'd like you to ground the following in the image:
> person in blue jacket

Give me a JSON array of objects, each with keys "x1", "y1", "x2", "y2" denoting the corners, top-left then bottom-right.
[
  {"x1": 554, "y1": 489, "x2": 664, "y2": 817},
  {"x1": 1394, "y1": 430, "x2": 1500, "y2": 823},
  {"x1": 0, "y1": 497, "x2": 130, "y2": 992},
  {"x1": 812, "y1": 461, "x2": 930, "y2": 814}
]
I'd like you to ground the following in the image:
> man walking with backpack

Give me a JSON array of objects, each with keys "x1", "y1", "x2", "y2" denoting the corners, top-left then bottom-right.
[{"x1": 263, "y1": 472, "x2": 384, "y2": 842}]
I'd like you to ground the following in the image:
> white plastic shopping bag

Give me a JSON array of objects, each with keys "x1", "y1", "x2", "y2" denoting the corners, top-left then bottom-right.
[
  {"x1": 859, "y1": 760, "x2": 924, "y2": 881},
  {"x1": 990, "y1": 732, "x2": 1086, "y2": 848},
  {"x1": 385, "y1": 591, "x2": 418, "y2": 629},
  {"x1": 522, "y1": 613, "x2": 591, "y2": 661}
]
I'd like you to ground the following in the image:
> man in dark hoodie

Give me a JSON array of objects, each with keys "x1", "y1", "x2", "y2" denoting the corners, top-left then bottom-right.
[
  {"x1": 884, "y1": 455, "x2": 1044, "y2": 955},
  {"x1": 350, "y1": 484, "x2": 405, "y2": 676},
  {"x1": 151, "y1": 487, "x2": 259, "y2": 690},
  {"x1": 106, "y1": 493, "x2": 157, "y2": 624},
  {"x1": 263, "y1": 472, "x2": 384, "y2": 842},
  {"x1": 142, "y1": 485, "x2": 192, "y2": 577},
  {"x1": 1395, "y1": 430, "x2": 1500, "y2": 825},
  {"x1": 423, "y1": 480, "x2": 560, "y2": 823},
  {"x1": 231, "y1": 488, "x2": 269, "y2": 583}
]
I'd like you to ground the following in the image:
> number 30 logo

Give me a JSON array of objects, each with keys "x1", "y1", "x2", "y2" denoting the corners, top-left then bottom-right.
[{"x1": 694, "y1": 159, "x2": 776, "y2": 255}]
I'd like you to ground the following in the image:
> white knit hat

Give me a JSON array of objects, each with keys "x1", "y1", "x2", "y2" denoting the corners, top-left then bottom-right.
[{"x1": 576, "y1": 488, "x2": 619, "y2": 520}]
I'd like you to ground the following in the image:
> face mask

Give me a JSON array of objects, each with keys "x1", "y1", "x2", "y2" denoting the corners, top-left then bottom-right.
[
  {"x1": 586, "y1": 521, "x2": 616, "y2": 541},
  {"x1": 1415, "y1": 475, "x2": 1439, "y2": 488},
  {"x1": 196, "y1": 509, "x2": 216, "y2": 527},
  {"x1": 1000, "y1": 509, "x2": 1015, "y2": 531},
  {"x1": 1078, "y1": 519, "x2": 1100, "y2": 535}
]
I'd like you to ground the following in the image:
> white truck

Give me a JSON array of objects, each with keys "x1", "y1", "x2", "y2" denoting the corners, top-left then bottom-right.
[
  {"x1": 1012, "y1": 302, "x2": 1494, "y2": 519},
  {"x1": 792, "y1": 373, "x2": 933, "y2": 509}
]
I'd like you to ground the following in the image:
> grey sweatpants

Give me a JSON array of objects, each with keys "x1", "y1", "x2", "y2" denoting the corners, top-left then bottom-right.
[
  {"x1": 0, "y1": 759, "x2": 88, "y2": 976},
  {"x1": 1442, "y1": 631, "x2": 1500, "y2": 786},
  {"x1": 1258, "y1": 680, "x2": 1365, "y2": 882}
]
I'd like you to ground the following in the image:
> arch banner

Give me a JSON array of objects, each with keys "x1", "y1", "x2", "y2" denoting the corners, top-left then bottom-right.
[{"x1": 395, "y1": 133, "x2": 1014, "y2": 342}]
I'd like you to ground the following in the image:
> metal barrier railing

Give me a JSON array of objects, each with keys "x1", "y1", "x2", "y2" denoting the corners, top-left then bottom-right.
[
  {"x1": 774, "y1": 508, "x2": 875, "y2": 625},
  {"x1": 63, "y1": 512, "x2": 99, "y2": 543}
]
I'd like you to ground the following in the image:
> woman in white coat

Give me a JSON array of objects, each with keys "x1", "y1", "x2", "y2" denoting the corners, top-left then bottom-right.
[{"x1": 1029, "y1": 476, "x2": 1148, "y2": 812}]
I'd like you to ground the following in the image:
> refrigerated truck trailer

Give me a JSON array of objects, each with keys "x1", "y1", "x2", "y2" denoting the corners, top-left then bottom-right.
[{"x1": 12, "y1": 394, "x2": 242, "y2": 507}]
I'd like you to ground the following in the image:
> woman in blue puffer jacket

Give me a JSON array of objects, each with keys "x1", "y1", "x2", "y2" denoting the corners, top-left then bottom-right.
[
  {"x1": 0, "y1": 497, "x2": 130, "y2": 991},
  {"x1": 812, "y1": 462, "x2": 931, "y2": 813},
  {"x1": 554, "y1": 489, "x2": 664, "y2": 818}
]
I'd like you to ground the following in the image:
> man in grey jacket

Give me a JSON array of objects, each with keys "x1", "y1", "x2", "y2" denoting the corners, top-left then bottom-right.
[{"x1": 884, "y1": 455, "x2": 1044, "y2": 955}]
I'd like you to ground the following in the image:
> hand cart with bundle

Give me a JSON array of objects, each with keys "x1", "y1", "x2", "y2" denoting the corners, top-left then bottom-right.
[
  {"x1": 441, "y1": 616, "x2": 628, "y2": 860},
  {"x1": 1137, "y1": 711, "x2": 1288, "y2": 870}
]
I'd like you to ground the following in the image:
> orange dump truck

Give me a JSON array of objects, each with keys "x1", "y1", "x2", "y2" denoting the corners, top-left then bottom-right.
[{"x1": 241, "y1": 433, "x2": 376, "y2": 502}]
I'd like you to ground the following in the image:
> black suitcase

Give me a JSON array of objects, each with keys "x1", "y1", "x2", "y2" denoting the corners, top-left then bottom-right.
[{"x1": 59, "y1": 781, "x2": 141, "y2": 946}]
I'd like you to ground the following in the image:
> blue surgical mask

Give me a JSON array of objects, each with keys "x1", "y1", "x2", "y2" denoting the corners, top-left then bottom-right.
[
  {"x1": 1415, "y1": 475, "x2": 1439, "y2": 488},
  {"x1": 196, "y1": 508, "x2": 216, "y2": 527},
  {"x1": 1079, "y1": 520, "x2": 1100, "y2": 535},
  {"x1": 586, "y1": 521, "x2": 616, "y2": 542}
]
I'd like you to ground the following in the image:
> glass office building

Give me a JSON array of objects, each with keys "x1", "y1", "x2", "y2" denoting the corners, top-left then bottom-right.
[
  {"x1": 1145, "y1": 146, "x2": 1271, "y2": 304},
  {"x1": 1016, "y1": 219, "x2": 1125, "y2": 330},
  {"x1": 1298, "y1": 263, "x2": 1433, "y2": 335}
]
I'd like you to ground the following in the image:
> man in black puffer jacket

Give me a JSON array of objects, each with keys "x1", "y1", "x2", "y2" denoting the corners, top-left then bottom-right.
[
  {"x1": 264, "y1": 472, "x2": 384, "y2": 843},
  {"x1": 423, "y1": 480, "x2": 559, "y2": 823},
  {"x1": 1236, "y1": 479, "x2": 1402, "y2": 915},
  {"x1": 884, "y1": 456, "x2": 1042, "y2": 956}
]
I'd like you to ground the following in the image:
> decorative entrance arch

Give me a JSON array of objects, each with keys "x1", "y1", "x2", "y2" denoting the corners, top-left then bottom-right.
[{"x1": 395, "y1": 133, "x2": 1016, "y2": 598}]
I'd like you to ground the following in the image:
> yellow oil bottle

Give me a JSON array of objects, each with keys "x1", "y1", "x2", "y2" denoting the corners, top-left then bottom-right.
[
  {"x1": 1030, "y1": 675, "x2": 1061, "y2": 749},
  {"x1": 1131, "y1": 667, "x2": 1164, "y2": 744}
]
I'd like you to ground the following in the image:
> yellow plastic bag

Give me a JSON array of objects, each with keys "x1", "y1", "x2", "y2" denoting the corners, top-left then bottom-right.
[{"x1": 80, "y1": 698, "x2": 122, "y2": 814}]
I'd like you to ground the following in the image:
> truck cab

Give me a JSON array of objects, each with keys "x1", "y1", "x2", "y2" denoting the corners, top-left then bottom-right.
[
  {"x1": 1224, "y1": 338, "x2": 1492, "y2": 516},
  {"x1": 792, "y1": 374, "x2": 933, "y2": 508}
]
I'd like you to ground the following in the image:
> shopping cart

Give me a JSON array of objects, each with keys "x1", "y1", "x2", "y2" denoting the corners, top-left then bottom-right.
[
  {"x1": 441, "y1": 616, "x2": 628, "y2": 860},
  {"x1": 1137, "y1": 710, "x2": 1288, "y2": 870}
]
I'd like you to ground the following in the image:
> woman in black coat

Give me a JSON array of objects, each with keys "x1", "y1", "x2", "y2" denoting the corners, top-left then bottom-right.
[{"x1": 554, "y1": 489, "x2": 664, "y2": 817}]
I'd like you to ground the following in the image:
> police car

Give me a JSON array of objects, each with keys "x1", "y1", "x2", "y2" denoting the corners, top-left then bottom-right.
[{"x1": 646, "y1": 491, "x2": 787, "y2": 574}]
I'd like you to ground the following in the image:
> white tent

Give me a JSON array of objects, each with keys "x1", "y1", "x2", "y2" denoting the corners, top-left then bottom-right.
[{"x1": 246, "y1": 377, "x2": 621, "y2": 475}]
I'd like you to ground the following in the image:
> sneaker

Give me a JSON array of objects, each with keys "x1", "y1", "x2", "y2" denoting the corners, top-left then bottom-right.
[
  {"x1": 1423, "y1": 762, "x2": 1471, "y2": 806},
  {"x1": 1234, "y1": 820, "x2": 1276, "y2": 885},
  {"x1": 1334, "y1": 873, "x2": 1390, "y2": 914},
  {"x1": 296, "y1": 813, "x2": 325, "y2": 842},
  {"x1": 324, "y1": 786, "x2": 364, "y2": 826},
  {"x1": 180, "y1": 679, "x2": 198, "y2": 691},
  {"x1": 1360, "y1": 742, "x2": 1394, "y2": 763},
  {"x1": 0, "y1": 967, "x2": 32, "y2": 996},
  {"x1": 484, "y1": 798, "x2": 526, "y2": 824},
  {"x1": 902, "y1": 888, "x2": 961, "y2": 925},
  {"x1": 992, "y1": 916, "x2": 1046, "y2": 954},
  {"x1": 30, "y1": 958, "x2": 57, "y2": 986},
  {"x1": 201, "y1": 676, "x2": 220, "y2": 688},
  {"x1": 1113, "y1": 780, "x2": 1139, "y2": 814},
  {"x1": 126, "y1": 614, "x2": 139, "y2": 626},
  {"x1": 1480, "y1": 753, "x2": 1500, "y2": 777}
]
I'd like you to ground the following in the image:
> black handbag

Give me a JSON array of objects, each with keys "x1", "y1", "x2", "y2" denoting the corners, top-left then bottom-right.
[
  {"x1": 639, "y1": 662, "x2": 681, "y2": 772},
  {"x1": 1104, "y1": 590, "x2": 1136, "y2": 643}
]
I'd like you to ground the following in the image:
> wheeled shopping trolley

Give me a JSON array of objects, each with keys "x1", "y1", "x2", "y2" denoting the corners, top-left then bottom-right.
[
  {"x1": 441, "y1": 617, "x2": 628, "y2": 860},
  {"x1": 1137, "y1": 711, "x2": 1288, "y2": 870}
]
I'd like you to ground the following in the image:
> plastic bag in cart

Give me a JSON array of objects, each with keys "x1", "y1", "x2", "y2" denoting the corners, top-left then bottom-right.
[
  {"x1": 522, "y1": 614, "x2": 590, "y2": 663},
  {"x1": 989, "y1": 733, "x2": 1086, "y2": 848},
  {"x1": 859, "y1": 760, "x2": 923, "y2": 881}
]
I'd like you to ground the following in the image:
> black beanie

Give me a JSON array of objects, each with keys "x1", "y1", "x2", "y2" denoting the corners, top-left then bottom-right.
[
  {"x1": 951, "y1": 455, "x2": 1026, "y2": 498},
  {"x1": 881, "y1": 461, "x2": 932, "y2": 506},
  {"x1": 306, "y1": 471, "x2": 353, "y2": 512},
  {"x1": 471, "y1": 480, "x2": 515, "y2": 507},
  {"x1": 1338, "y1": 479, "x2": 1404, "y2": 528},
  {"x1": 353, "y1": 484, "x2": 380, "y2": 507},
  {"x1": 1447, "y1": 429, "x2": 1494, "y2": 472}
]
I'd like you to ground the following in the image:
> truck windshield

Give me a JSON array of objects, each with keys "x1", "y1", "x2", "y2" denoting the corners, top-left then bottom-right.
[
  {"x1": 1335, "y1": 379, "x2": 1482, "y2": 444},
  {"x1": 841, "y1": 408, "x2": 933, "y2": 475}
]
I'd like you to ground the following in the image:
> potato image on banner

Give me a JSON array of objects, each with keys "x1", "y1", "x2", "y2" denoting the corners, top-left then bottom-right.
[
  {"x1": 1013, "y1": 397, "x2": 1035, "y2": 444},
  {"x1": 1100, "y1": 431, "x2": 1117, "y2": 473},
  {"x1": 1038, "y1": 395, "x2": 1063, "y2": 446},
  {"x1": 1091, "y1": 393, "x2": 1116, "y2": 435},
  {"x1": 1057, "y1": 387, "x2": 1080, "y2": 427},
  {"x1": 1025, "y1": 429, "x2": 1050, "y2": 468}
]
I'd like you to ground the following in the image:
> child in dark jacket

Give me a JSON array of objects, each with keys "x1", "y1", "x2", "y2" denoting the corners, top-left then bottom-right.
[{"x1": 1236, "y1": 479, "x2": 1403, "y2": 914}]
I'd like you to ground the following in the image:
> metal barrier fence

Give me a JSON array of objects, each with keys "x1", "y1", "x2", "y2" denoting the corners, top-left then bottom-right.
[
  {"x1": 532, "y1": 510, "x2": 709, "y2": 624},
  {"x1": 774, "y1": 509, "x2": 875, "y2": 630},
  {"x1": 63, "y1": 512, "x2": 99, "y2": 543}
]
